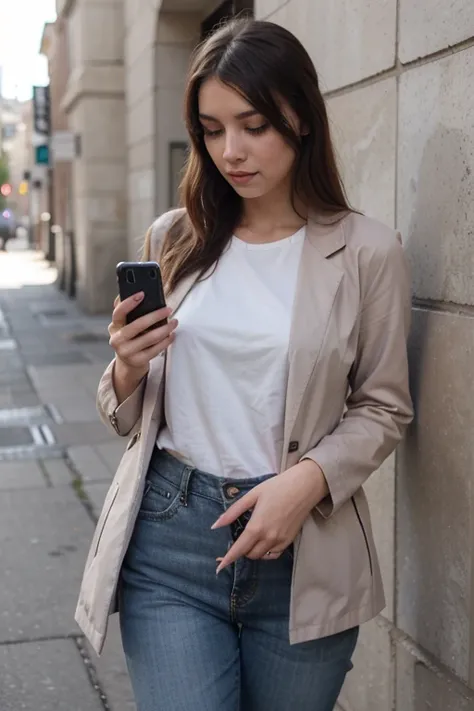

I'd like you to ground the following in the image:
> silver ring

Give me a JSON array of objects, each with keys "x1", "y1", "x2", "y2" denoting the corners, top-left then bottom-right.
[{"x1": 265, "y1": 551, "x2": 273, "y2": 556}]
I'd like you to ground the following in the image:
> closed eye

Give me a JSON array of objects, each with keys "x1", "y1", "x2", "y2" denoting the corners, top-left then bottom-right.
[
  {"x1": 202, "y1": 123, "x2": 269, "y2": 138},
  {"x1": 202, "y1": 127, "x2": 224, "y2": 138}
]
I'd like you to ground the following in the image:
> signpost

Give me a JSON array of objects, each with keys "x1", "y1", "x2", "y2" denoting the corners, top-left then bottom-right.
[
  {"x1": 35, "y1": 145, "x2": 50, "y2": 166},
  {"x1": 32, "y1": 86, "x2": 53, "y2": 257},
  {"x1": 33, "y1": 86, "x2": 51, "y2": 136}
]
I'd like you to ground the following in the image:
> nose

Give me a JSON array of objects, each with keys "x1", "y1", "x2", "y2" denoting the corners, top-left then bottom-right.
[{"x1": 223, "y1": 131, "x2": 246, "y2": 164}]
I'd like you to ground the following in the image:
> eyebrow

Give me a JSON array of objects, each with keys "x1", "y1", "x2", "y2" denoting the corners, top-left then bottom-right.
[{"x1": 198, "y1": 109, "x2": 260, "y2": 121}]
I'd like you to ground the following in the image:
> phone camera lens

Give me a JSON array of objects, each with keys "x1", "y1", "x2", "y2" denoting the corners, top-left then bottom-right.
[
  {"x1": 126, "y1": 269, "x2": 135, "y2": 284},
  {"x1": 149, "y1": 269, "x2": 157, "y2": 279}
]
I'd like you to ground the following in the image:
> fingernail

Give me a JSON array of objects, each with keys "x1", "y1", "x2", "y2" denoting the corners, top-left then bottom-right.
[
  {"x1": 210, "y1": 521, "x2": 219, "y2": 530},
  {"x1": 134, "y1": 292, "x2": 144, "y2": 302}
]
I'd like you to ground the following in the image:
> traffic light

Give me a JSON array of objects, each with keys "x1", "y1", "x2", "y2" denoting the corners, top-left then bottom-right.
[{"x1": 0, "y1": 183, "x2": 12, "y2": 197}]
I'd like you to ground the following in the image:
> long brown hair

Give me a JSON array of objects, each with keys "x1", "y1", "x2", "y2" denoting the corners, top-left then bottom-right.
[{"x1": 157, "y1": 18, "x2": 352, "y2": 292}]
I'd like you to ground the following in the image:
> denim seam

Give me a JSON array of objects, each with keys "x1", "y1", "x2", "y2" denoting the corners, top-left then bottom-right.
[
  {"x1": 137, "y1": 503, "x2": 181, "y2": 522},
  {"x1": 234, "y1": 572, "x2": 259, "y2": 610}
]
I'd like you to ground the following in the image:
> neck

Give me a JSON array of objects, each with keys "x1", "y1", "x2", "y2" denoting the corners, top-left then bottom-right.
[{"x1": 241, "y1": 185, "x2": 307, "y2": 235}]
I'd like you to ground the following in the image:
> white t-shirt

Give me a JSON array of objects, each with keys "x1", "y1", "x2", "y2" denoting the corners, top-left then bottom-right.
[{"x1": 157, "y1": 226, "x2": 306, "y2": 479}]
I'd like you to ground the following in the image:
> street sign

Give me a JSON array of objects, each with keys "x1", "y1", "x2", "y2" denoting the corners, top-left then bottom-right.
[
  {"x1": 35, "y1": 145, "x2": 50, "y2": 165},
  {"x1": 50, "y1": 131, "x2": 76, "y2": 162},
  {"x1": 33, "y1": 86, "x2": 51, "y2": 136}
]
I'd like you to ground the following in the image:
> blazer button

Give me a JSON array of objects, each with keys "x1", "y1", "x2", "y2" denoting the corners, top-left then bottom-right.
[{"x1": 288, "y1": 441, "x2": 299, "y2": 453}]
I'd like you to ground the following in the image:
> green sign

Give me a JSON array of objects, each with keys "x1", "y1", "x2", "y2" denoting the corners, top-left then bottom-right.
[{"x1": 35, "y1": 144, "x2": 49, "y2": 165}]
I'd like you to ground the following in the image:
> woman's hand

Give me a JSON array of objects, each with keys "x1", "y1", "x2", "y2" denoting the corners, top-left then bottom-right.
[
  {"x1": 108, "y1": 292, "x2": 178, "y2": 375},
  {"x1": 212, "y1": 460, "x2": 329, "y2": 573}
]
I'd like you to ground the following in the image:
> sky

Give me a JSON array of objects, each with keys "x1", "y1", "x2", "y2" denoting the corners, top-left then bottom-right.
[{"x1": 0, "y1": 0, "x2": 57, "y2": 101}]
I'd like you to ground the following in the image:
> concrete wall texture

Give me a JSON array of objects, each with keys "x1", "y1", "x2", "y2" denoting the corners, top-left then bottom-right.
[
  {"x1": 54, "y1": 0, "x2": 474, "y2": 707},
  {"x1": 261, "y1": 0, "x2": 474, "y2": 708}
]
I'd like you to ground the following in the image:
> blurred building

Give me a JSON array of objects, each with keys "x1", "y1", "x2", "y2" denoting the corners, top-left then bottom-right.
[
  {"x1": 50, "y1": 0, "x2": 252, "y2": 313},
  {"x1": 45, "y1": 3, "x2": 474, "y2": 708},
  {"x1": 0, "y1": 97, "x2": 31, "y2": 222},
  {"x1": 40, "y1": 19, "x2": 75, "y2": 289}
]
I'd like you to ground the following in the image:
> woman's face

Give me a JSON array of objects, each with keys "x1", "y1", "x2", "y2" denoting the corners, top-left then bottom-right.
[{"x1": 198, "y1": 77, "x2": 299, "y2": 200}]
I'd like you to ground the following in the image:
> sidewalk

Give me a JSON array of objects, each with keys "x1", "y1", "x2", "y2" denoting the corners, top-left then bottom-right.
[{"x1": 0, "y1": 245, "x2": 135, "y2": 710}]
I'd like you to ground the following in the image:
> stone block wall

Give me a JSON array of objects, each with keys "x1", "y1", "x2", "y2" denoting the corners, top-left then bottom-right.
[{"x1": 255, "y1": 0, "x2": 474, "y2": 709}]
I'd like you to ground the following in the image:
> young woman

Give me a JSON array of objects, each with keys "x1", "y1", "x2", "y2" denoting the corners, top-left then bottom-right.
[{"x1": 76, "y1": 18, "x2": 413, "y2": 711}]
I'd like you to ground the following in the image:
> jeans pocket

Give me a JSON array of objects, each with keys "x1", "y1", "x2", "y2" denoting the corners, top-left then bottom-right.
[{"x1": 138, "y1": 475, "x2": 181, "y2": 521}]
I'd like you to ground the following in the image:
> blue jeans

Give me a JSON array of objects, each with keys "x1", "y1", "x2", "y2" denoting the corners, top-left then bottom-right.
[{"x1": 119, "y1": 449, "x2": 358, "y2": 711}]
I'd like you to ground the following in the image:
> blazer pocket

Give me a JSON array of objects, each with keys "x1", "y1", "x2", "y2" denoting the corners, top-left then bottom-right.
[
  {"x1": 351, "y1": 496, "x2": 373, "y2": 576},
  {"x1": 93, "y1": 482, "x2": 120, "y2": 558}
]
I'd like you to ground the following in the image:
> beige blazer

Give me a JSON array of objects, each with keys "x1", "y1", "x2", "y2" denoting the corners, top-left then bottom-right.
[{"x1": 75, "y1": 208, "x2": 413, "y2": 655}]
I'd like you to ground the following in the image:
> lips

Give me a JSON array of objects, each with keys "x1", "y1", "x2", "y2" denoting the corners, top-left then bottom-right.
[{"x1": 227, "y1": 171, "x2": 258, "y2": 185}]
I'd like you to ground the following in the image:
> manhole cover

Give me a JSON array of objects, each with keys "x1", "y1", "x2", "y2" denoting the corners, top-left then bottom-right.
[
  {"x1": 0, "y1": 426, "x2": 35, "y2": 447},
  {"x1": 0, "y1": 424, "x2": 57, "y2": 460}
]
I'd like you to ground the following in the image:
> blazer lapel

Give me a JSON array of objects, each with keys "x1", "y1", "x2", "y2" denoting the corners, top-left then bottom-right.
[{"x1": 281, "y1": 212, "x2": 346, "y2": 468}]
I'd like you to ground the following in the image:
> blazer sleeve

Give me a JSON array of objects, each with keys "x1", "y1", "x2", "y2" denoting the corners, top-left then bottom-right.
[
  {"x1": 301, "y1": 232, "x2": 414, "y2": 518},
  {"x1": 96, "y1": 208, "x2": 185, "y2": 437},
  {"x1": 96, "y1": 360, "x2": 146, "y2": 437}
]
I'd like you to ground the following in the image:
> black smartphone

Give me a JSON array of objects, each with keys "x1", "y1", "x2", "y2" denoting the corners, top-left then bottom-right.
[{"x1": 116, "y1": 261, "x2": 167, "y2": 328}]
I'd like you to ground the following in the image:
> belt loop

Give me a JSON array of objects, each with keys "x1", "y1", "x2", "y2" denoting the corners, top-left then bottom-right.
[{"x1": 179, "y1": 466, "x2": 193, "y2": 507}]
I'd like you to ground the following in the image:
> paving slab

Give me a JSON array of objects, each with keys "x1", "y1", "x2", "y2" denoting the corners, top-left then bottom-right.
[
  {"x1": 0, "y1": 392, "x2": 41, "y2": 409},
  {"x1": 24, "y1": 352, "x2": 92, "y2": 367},
  {"x1": 85, "y1": 613, "x2": 136, "y2": 711},
  {"x1": 0, "y1": 486, "x2": 94, "y2": 643},
  {"x1": 41, "y1": 458, "x2": 74, "y2": 486},
  {"x1": 52, "y1": 422, "x2": 120, "y2": 448},
  {"x1": 84, "y1": 481, "x2": 110, "y2": 517},
  {"x1": 0, "y1": 461, "x2": 47, "y2": 490},
  {"x1": 69, "y1": 445, "x2": 115, "y2": 482},
  {"x1": 27, "y1": 363, "x2": 106, "y2": 394},
  {"x1": 0, "y1": 638, "x2": 103, "y2": 711},
  {"x1": 51, "y1": 400, "x2": 100, "y2": 423},
  {"x1": 96, "y1": 440, "x2": 126, "y2": 473}
]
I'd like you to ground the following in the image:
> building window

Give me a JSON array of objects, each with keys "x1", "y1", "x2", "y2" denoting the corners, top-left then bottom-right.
[{"x1": 2, "y1": 124, "x2": 17, "y2": 140}]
